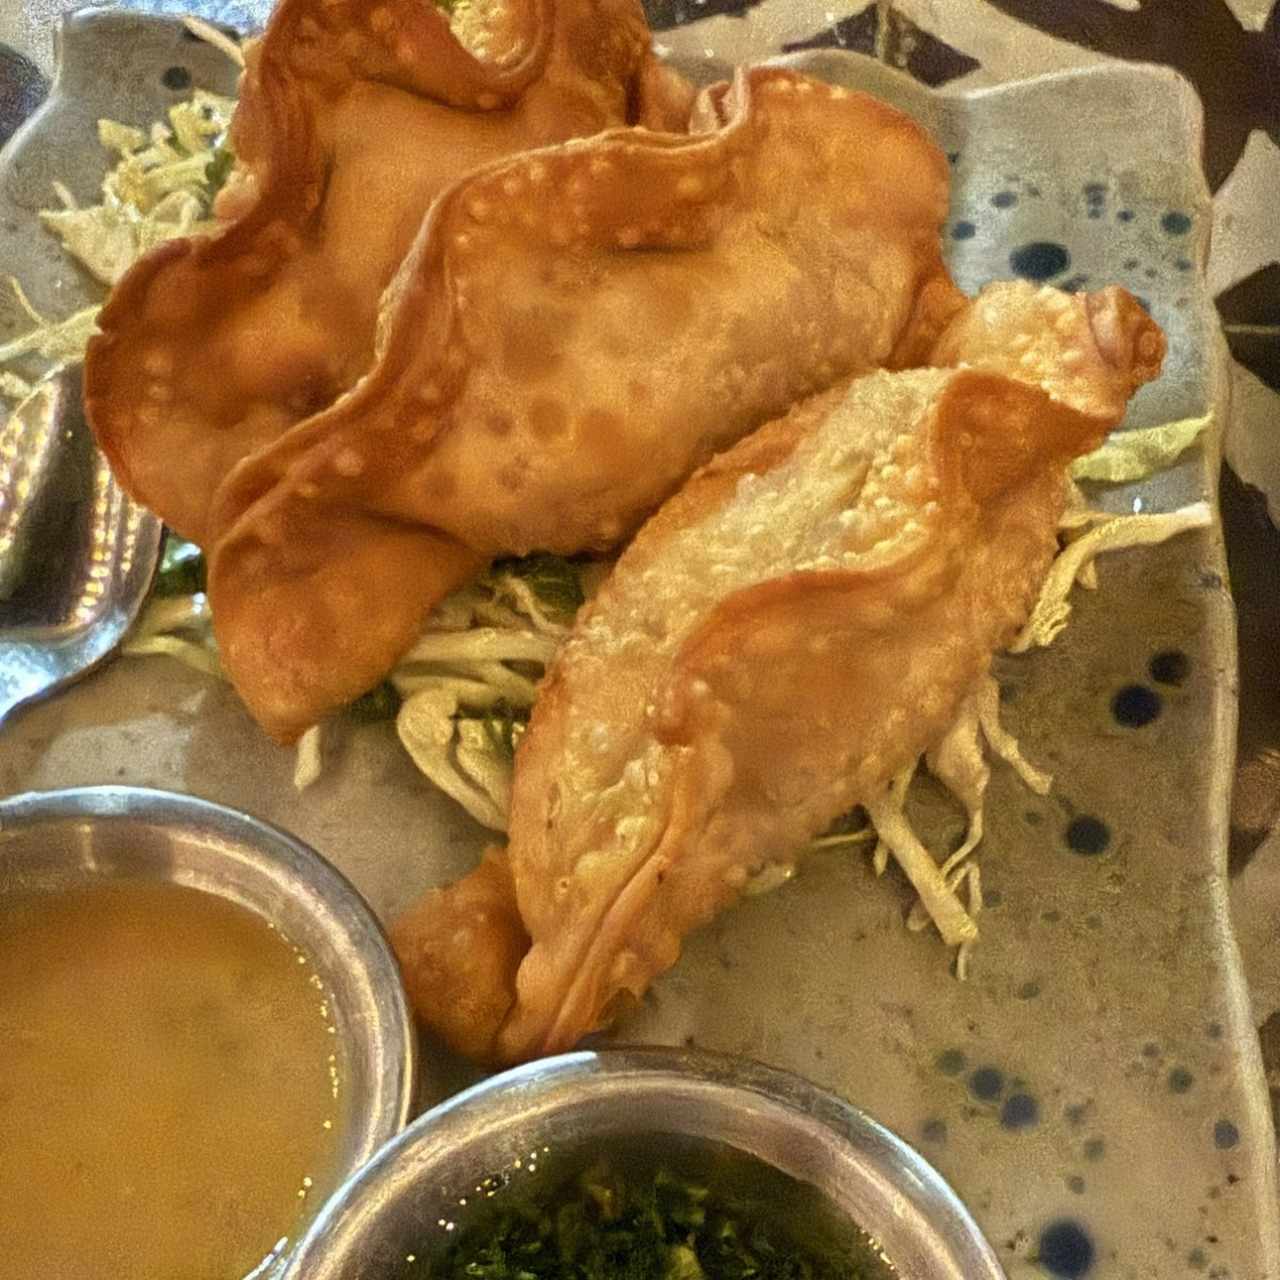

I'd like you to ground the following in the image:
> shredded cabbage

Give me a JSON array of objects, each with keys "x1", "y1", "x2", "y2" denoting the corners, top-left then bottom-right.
[
  {"x1": 37, "y1": 90, "x2": 235, "y2": 291},
  {"x1": 181, "y1": 16, "x2": 247, "y2": 68},
  {"x1": 1071, "y1": 413, "x2": 1210, "y2": 483},
  {"x1": 1013, "y1": 502, "x2": 1213, "y2": 652},
  {"x1": 122, "y1": 589, "x2": 220, "y2": 676},
  {"x1": 121, "y1": 488, "x2": 1215, "y2": 964},
  {"x1": 878, "y1": 494, "x2": 1210, "y2": 963},
  {"x1": 0, "y1": 280, "x2": 100, "y2": 371},
  {"x1": 865, "y1": 786, "x2": 978, "y2": 948},
  {"x1": 1, "y1": 45, "x2": 238, "y2": 403},
  {"x1": 392, "y1": 570, "x2": 572, "y2": 819},
  {"x1": 17, "y1": 27, "x2": 1219, "y2": 968},
  {"x1": 293, "y1": 725, "x2": 326, "y2": 790}
]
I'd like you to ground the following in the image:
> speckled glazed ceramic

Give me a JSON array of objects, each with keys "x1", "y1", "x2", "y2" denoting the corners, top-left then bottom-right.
[{"x1": 1, "y1": 10, "x2": 1275, "y2": 1280}]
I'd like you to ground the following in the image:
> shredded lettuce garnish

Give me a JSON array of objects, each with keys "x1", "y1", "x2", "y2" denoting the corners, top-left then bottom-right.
[
  {"x1": 38, "y1": 90, "x2": 235, "y2": 290},
  {"x1": 875, "y1": 490, "x2": 1210, "y2": 965},
  {"x1": 293, "y1": 725, "x2": 326, "y2": 791},
  {"x1": 1013, "y1": 501, "x2": 1213, "y2": 653},
  {"x1": 0, "y1": 42, "x2": 238, "y2": 404},
  {"x1": 181, "y1": 15, "x2": 246, "y2": 68},
  {"x1": 866, "y1": 783, "x2": 979, "y2": 948},
  {"x1": 13, "y1": 57, "x2": 1218, "y2": 973},
  {"x1": 391, "y1": 570, "x2": 574, "y2": 822},
  {"x1": 1071, "y1": 413, "x2": 1209, "y2": 483},
  {"x1": 128, "y1": 482, "x2": 1211, "y2": 963},
  {"x1": 0, "y1": 279, "x2": 100, "y2": 373},
  {"x1": 126, "y1": 540, "x2": 585, "y2": 816},
  {"x1": 123, "y1": 588, "x2": 219, "y2": 677}
]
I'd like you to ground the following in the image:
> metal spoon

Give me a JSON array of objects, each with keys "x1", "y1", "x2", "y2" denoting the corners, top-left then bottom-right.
[{"x1": 0, "y1": 366, "x2": 161, "y2": 728}]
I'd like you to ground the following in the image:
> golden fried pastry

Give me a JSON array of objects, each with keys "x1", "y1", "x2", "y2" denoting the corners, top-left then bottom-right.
[
  {"x1": 85, "y1": 0, "x2": 673, "y2": 544},
  {"x1": 391, "y1": 282, "x2": 1165, "y2": 1063},
  {"x1": 389, "y1": 850, "x2": 529, "y2": 1062},
  {"x1": 203, "y1": 66, "x2": 958, "y2": 739}
]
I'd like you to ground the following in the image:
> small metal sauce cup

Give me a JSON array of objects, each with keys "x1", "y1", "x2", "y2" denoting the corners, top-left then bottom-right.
[
  {"x1": 0, "y1": 784, "x2": 418, "y2": 1277},
  {"x1": 283, "y1": 1046, "x2": 1006, "y2": 1279}
]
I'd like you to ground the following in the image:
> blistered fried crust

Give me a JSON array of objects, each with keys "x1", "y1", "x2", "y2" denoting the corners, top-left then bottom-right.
[
  {"x1": 928, "y1": 280, "x2": 1166, "y2": 417},
  {"x1": 391, "y1": 281, "x2": 1164, "y2": 1063},
  {"x1": 203, "y1": 66, "x2": 955, "y2": 740},
  {"x1": 85, "y1": 0, "x2": 663, "y2": 543},
  {"x1": 389, "y1": 848, "x2": 528, "y2": 1062}
]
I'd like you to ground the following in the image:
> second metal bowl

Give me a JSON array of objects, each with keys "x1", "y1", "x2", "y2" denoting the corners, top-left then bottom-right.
[{"x1": 283, "y1": 1046, "x2": 1006, "y2": 1279}]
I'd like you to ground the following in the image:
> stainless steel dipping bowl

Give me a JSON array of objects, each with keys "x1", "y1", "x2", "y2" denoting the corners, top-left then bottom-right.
[
  {"x1": 283, "y1": 1047, "x2": 1007, "y2": 1280},
  {"x1": 0, "y1": 784, "x2": 418, "y2": 1275}
]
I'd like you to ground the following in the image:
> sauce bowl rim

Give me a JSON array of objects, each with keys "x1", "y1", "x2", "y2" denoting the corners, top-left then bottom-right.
[
  {"x1": 283, "y1": 1044, "x2": 1007, "y2": 1280},
  {"x1": 0, "y1": 782, "x2": 419, "y2": 1270}
]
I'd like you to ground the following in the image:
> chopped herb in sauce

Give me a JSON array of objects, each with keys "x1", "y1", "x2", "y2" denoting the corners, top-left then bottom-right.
[{"x1": 417, "y1": 1158, "x2": 894, "y2": 1280}]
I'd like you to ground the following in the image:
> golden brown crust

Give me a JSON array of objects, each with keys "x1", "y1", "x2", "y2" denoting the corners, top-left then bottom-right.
[
  {"x1": 389, "y1": 848, "x2": 528, "y2": 1063},
  {"x1": 202, "y1": 67, "x2": 954, "y2": 738},
  {"x1": 483, "y1": 286, "x2": 1163, "y2": 1063},
  {"x1": 492, "y1": 374, "x2": 1095, "y2": 1061},
  {"x1": 395, "y1": 282, "x2": 1163, "y2": 1062},
  {"x1": 85, "y1": 0, "x2": 665, "y2": 542}
]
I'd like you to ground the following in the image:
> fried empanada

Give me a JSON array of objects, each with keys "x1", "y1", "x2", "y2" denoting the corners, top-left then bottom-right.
[
  {"x1": 391, "y1": 282, "x2": 1165, "y2": 1063},
  {"x1": 85, "y1": 0, "x2": 674, "y2": 544},
  {"x1": 203, "y1": 66, "x2": 959, "y2": 739}
]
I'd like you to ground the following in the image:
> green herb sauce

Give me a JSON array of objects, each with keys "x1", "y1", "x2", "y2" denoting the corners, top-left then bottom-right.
[{"x1": 402, "y1": 1144, "x2": 895, "y2": 1280}]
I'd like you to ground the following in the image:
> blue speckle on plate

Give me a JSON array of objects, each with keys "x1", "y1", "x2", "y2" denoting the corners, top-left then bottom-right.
[
  {"x1": 1149, "y1": 649, "x2": 1191, "y2": 686},
  {"x1": 1039, "y1": 1220, "x2": 1096, "y2": 1278},
  {"x1": 1118, "y1": 209, "x2": 1135, "y2": 223},
  {"x1": 1123, "y1": 257, "x2": 1140, "y2": 270},
  {"x1": 1083, "y1": 1137, "x2": 1106, "y2": 1162},
  {"x1": 969, "y1": 1066, "x2": 1005, "y2": 1101},
  {"x1": 1017, "y1": 980, "x2": 1041, "y2": 999},
  {"x1": 921, "y1": 1117, "x2": 948, "y2": 1144},
  {"x1": 1112, "y1": 684, "x2": 1162, "y2": 727},
  {"x1": 161, "y1": 65, "x2": 192, "y2": 91},
  {"x1": 1067, "y1": 1175, "x2": 1086, "y2": 1195},
  {"x1": 1010, "y1": 241, "x2": 1070, "y2": 280},
  {"x1": 1001, "y1": 1093, "x2": 1040, "y2": 1129},
  {"x1": 1214, "y1": 1119, "x2": 1239, "y2": 1149},
  {"x1": 951, "y1": 219, "x2": 976, "y2": 241},
  {"x1": 1066, "y1": 816, "x2": 1111, "y2": 856},
  {"x1": 992, "y1": 190, "x2": 1018, "y2": 209},
  {"x1": 936, "y1": 1048, "x2": 967, "y2": 1076},
  {"x1": 1188, "y1": 1246, "x2": 1209, "y2": 1271},
  {"x1": 1169, "y1": 1066, "x2": 1195, "y2": 1093},
  {"x1": 1177, "y1": 257, "x2": 1193, "y2": 271},
  {"x1": 1161, "y1": 210, "x2": 1193, "y2": 235},
  {"x1": 1061, "y1": 274, "x2": 1090, "y2": 292}
]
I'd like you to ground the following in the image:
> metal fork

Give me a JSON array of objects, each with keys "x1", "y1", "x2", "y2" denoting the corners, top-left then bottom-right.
[{"x1": 0, "y1": 367, "x2": 161, "y2": 728}]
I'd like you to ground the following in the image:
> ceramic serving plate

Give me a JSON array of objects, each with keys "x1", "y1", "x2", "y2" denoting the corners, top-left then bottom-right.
[{"x1": 1, "y1": 8, "x2": 1277, "y2": 1279}]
